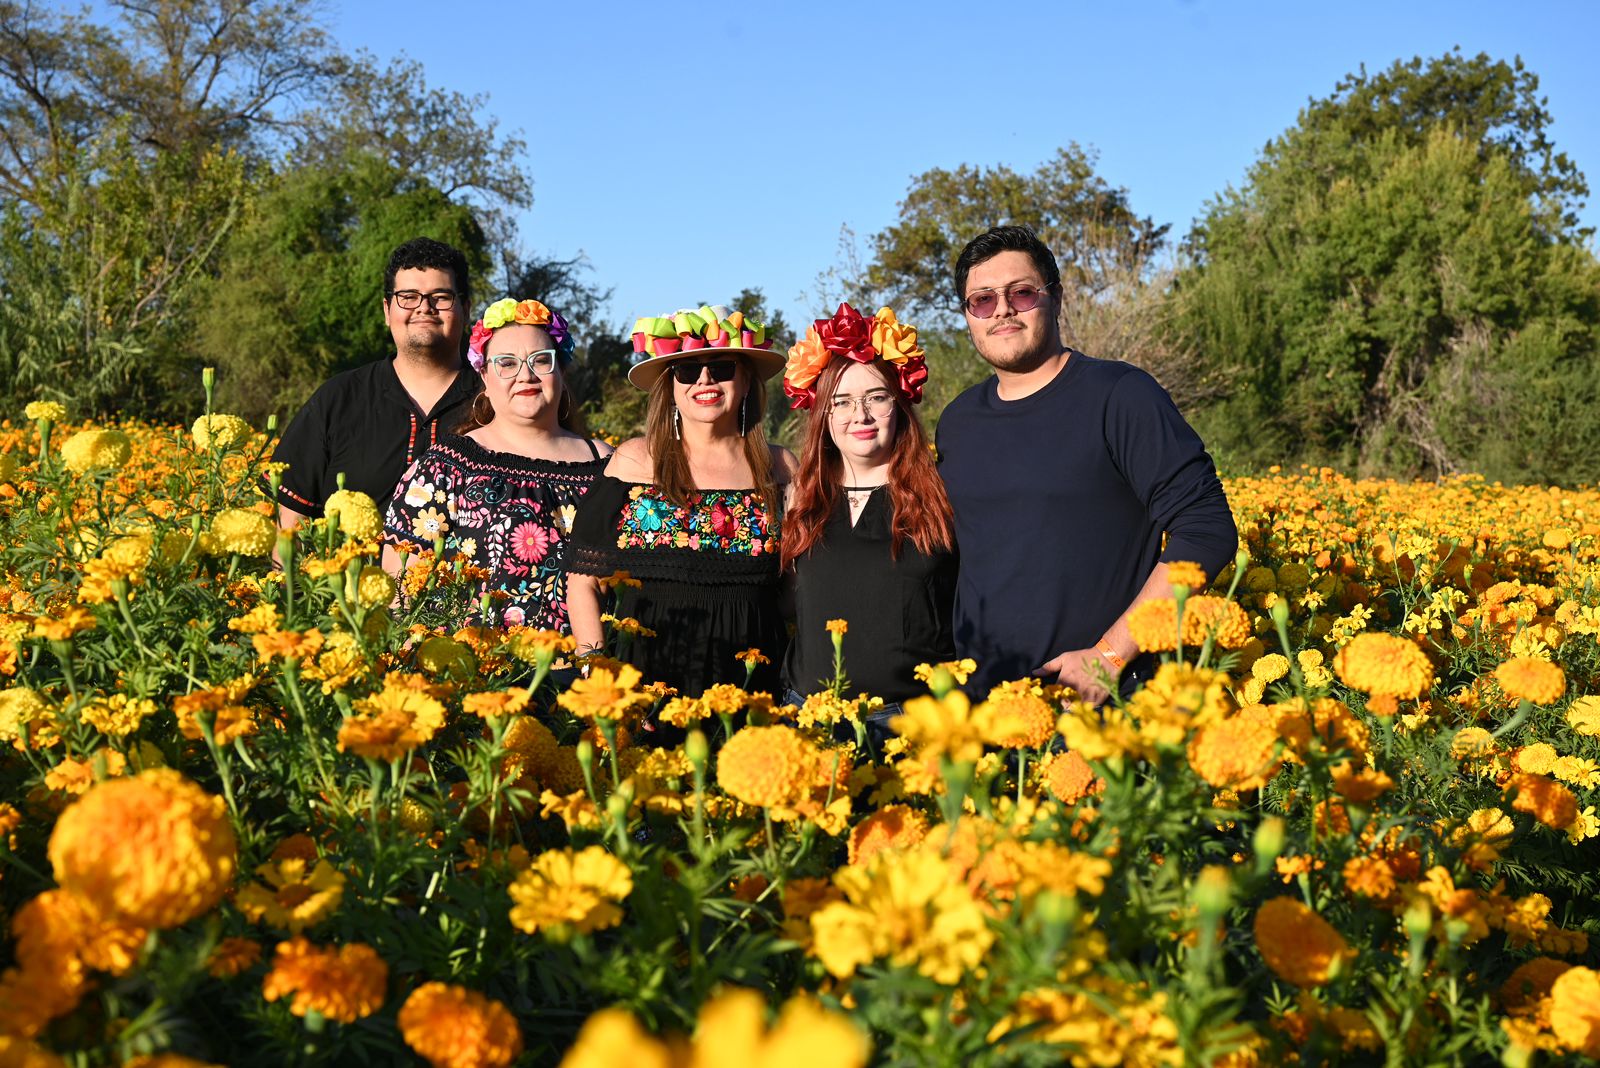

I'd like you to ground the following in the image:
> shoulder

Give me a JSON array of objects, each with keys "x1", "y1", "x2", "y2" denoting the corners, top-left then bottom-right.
[
  {"x1": 590, "y1": 438, "x2": 616, "y2": 458},
  {"x1": 943, "y1": 376, "x2": 992, "y2": 417},
  {"x1": 1091, "y1": 359, "x2": 1179, "y2": 414},
  {"x1": 293, "y1": 358, "x2": 391, "y2": 417},
  {"x1": 604, "y1": 437, "x2": 653, "y2": 480},
  {"x1": 769, "y1": 444, "x2": 798, "y2": 484}
]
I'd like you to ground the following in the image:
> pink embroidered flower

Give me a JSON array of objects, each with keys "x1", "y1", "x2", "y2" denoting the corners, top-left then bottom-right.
[
  {"x1": 503, "y1": 606, "x2": 526, "y2": 626},
  {"x1": 511, "y1": 522, "x2": 550, "y2": 564},
  {"x1": 711, "y1": 501, "x2": 736, "y2": 539}
]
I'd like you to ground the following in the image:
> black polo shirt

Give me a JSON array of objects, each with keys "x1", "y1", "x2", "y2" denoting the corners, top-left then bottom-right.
[{"x1": 272, "y1": 357, "x2": 480, "y2": 517}]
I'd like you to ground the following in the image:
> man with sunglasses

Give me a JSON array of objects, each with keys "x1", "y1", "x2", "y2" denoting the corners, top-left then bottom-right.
[
  {"x1": 272, "y1": 237, "x2": 481, "y2": 527},
  {"x1": 936, "y1": 225, "x2": 1237, "y2": 702}
]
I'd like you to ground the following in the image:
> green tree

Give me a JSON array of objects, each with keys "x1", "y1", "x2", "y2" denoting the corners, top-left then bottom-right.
[
  {"x1": 192, "y1": 152, "x2": 487, "y2": 423},
  {"x1": 862, "y1": 145, "x2": 1168, "y2": 325}
]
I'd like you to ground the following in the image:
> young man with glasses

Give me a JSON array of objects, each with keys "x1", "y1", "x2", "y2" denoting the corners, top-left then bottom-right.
[
  {"x1": 272, "y1": 237, "x2": 481, "y2": 526},
  {"x1": 935, "y1": 225, "x2": 1237, "y2": 703}
]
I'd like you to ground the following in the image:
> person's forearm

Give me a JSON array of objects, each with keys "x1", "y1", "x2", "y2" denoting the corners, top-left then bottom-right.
[
  {"x1": 1098, "y1": 561, "x2": 1174, "y2": 669},
  {"x1": 566, "y1": 574, "x2": 605, "y2": 655}
]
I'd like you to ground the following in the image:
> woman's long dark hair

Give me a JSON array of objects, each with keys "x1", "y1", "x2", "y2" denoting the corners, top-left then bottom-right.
[
  {"x1": 644, "y1": 358, "x2": 778, "y2": 518},
  {"x1": 780, "y1": 356, "x2": 952, "y2": 569}
]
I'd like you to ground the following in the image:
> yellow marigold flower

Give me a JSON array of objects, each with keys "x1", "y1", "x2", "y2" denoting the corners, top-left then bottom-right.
[
  {"x1": 1277, "y1": 561, "x2": 1312, "y2": 589},
  {"x1": 847, "y1": 804, "x2": 929, "y2": 866},
  {"x1": 398, "y1": 982, "x2": 524, "y2": 1068},
  {"x1": 1252, "y1": 653, "x2": 1290, "y2": 683},
  {"x1": 1452, "y1": 808, "x2": 1515, "y2": 870},
  {"x1": 190, "y1": 413, "x2": 252, "y2": 451},
  {"x1": 173, "y1": 675, "x2": 258, "y2": 746},
  {"x1": 1551, "y1": 756, "x2": 1600, "y2": 789},
  {"x1": 1332, "y1": 632, "x2": 1434, "y2": 698},
  {"x1": 24, "y1": 400, "x2": 67, "y2": 422},
  {"x1": 1505, "y1": 773, "x2": 1579, "y2": 831},
  {"x1": 236, "y1": 857, "x2": 345, "y2": 934},
  {"x1": 658, "y1": 696, "x2": 709, "y2": 728},
  {"x1": 1166, "y1": 560, "x2": 1208, "y2": 590},
  {"x1": 322, "y1": 489, "x2": 383, "y2": 542},
  {"x1": 78, "y1": 693, "x2": 156, "y2": 737},
  {"x1": 414, "y1": 635, "x2": 477, "y2": 681},
  {"x1": 825, "y1": 618, "x2": 848, "y2": 635},
  {"x1": 1127, "y1": 598, "x2": 1179, "y2": 652},
  {"x1": 508, "y1": 845, "x2": 633, "y2": 939},
  {"x1": 59, "y1": 428, "x2": 132, "y2": 474},
  {"x1": 227, "y1": 603, "x2": 282, "y2": 634},
  {"x1": 811, "y1": 844, "x2": 993, "y2": 983},
  {"x1": 1551, "y1": 966, "x2": 1600, "y2": 1057},
  {"x1": 1568, "y1": 806, "x2": 1599, "y2": 845},
  {"x1": 261, "y1": 937, "x2": 388, "y2": 1023},
  {"x1": 0, "y1": 1037, "x2": 69, "y2": 1066},
  {"x1": 1568, "y1": 695, "x2": 1600, "y2": 736},
  {"x1": 45, "y1": 750, "x2": 125, "y2": 794},
  {"x1": 717, "y1": 725, "x2": 821, "y2": 808},
  {"x1": 0, "y1": 686, "x2": 52, "y2": 745},
  {"x1": 894, "y1": 690, "x2": 991, "y2": 763},
  {"x1": 207, "y1": 936, "x2": 262, "y2": 978},
  {"x1": 599, "y1": 613, "x2": 655, "y2": 638},
  {"x1": 1494, "y1": 657, "x2": 1566, "y2": 705},
  {"x1": 1329, "y1": 761, "x2": 1393, "y2": 803},
  {"x1": 48, "y1": 768, "x2": 236, "y2": 928},
  {"x1": 252, "y1": 626, "x2": 325, "y2": 663},
  {"x1": 1450, "y1": 726, "x2": 1495, "y2": 760},
  {"x1": 1187, "y1": 713, "x2": 1281, "y2": 790},
  {"x1": 982, "y1": 680, "x2": 1057, "y2": 749},
  {"x1": 461, "y1": 689, "x2": 530, "y2": 720},
  {"x1": 558, "y1": 1007, "x2": 674, "y2": 1068},
  {"x1": 345, "y1": 565, "x2": 396, "y2": 609},
  {"x1": 1515, "y1": 742, "x2": 1559, "y2": 775},
  {"x1": 694, "y1": 988, "x2": 869, "y2": 1068},
  {"x1": 1252, "y1": 897, "x2": 1353, "y2": 987},
  {"x1": 540, "y1": 789, "x2": 601, "y2": 831},
  {"x1": 1038, "y1": 749, "x2": 1103, "y2": 805},
  {"x1": 31, "y1": 605, "x2": 96, "y2": 641},
  {"x1": 505, "y1": 627, "x2": 575, "y2": 664},
  {"x1": 339, "y1": 677, "x2": 446, "y2": 761},
  {"x1": 557, "y1": 663, "x2": 653, "y2": 724},
  {"x1": 1128, "y1": 596, "x2": 1249, "y2": 651}
]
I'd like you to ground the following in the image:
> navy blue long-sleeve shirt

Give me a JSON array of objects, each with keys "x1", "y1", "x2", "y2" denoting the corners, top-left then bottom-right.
[{"x1": 936, "y1": 353, "x2": 1237, "y2": 693}]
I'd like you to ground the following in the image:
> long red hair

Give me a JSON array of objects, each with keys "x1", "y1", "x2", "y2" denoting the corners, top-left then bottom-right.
[{"x1": 781, "y1": 357, "x2": 953, "y2": 569}]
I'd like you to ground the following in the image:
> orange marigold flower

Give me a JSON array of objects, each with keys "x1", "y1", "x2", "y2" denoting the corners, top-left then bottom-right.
[
  {"x1": 847, "y1": 804, "x2": 929, "y2": 866},
  {"x1": 207, "y1": 936, "x2": 263, "y2": 978},
  {"x1": 261, "y1": 937, "x2": 388, "y2": 1023},
  {"x1": 1187, "y1": 713, "x2": 1281, "y2": 790},
  {"x1": 1450, "y1": 726, "x2": 1496, "y2": 760},
  {"x1": 1332, "y1": 632, "x2": 1434, "y2": 698},
  {"x1": 235, "y1": 857, "x2": 345, "y2": 934},
  {"x1": 557, "y1": 664, "x2": 653, "y2": 724},
  {"x1": 716, "y1": 725, "x2": 820, "y2": 808},
  {"x1": 982, "y1": 681, "x2": 1057, "y2": 749},
  {"x1": 1505, "y1": 773, "x2": 1579, "y2": 831},
  {"x1": 338, "y1": 678, "x2": 446, "y2": 761},
  {"x1": 1500, "y1": 957, "x2": 1572, "y2": 1017},
  {"x1": 1253, "y1": 897, "x2": 1354, "y2": 987},
  {"x1": 1165, "y1": 561, "x2": 1208, "y2": 590},
  {"x1": 48, "y1": 768, "x2": 236, "y2": 928},
  {"x1": 1329, "y1": 761, "x2": 1393, "y2": 803},
  {"x1": 825, "y1": 618, "x2": 848, "y2": 636},
  {"x1": 734, "y1": 648, "x2": 770, "y2": 666},
  {"x1": 1341, "y1": 856, "x2": 1397, "y2": 900},
  {"x1": 398, "y1": 982, "x2": 524, "y2": 1068},
  {"x1": 461, "y1": 690, "x2": 531, "y2": 720},
  {"x1": 1039, "y1": 750, "x2": 1103, "y2": 805},
  {"x1": 1494, "y1": 657, "x2": 1566, "y2": 705},
  {"x1": 1550, "y1": 966, "x2": 1600, "y2": 1057}
]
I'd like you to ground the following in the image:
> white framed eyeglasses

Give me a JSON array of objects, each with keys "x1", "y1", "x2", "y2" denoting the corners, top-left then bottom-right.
[
  {"x1": 490, "y1": 350, "x2": 558, "y2": 378},
  {"x1": 829, "y1": 390, "x2": 895, "y2": 419}
]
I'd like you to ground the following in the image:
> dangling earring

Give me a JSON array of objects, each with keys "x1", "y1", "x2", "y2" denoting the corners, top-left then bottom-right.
[
  {"x1": 738, "y1": 393, "x2": 748, "y2": 437},
  {"x1": 672, "y1": 407, "x2": 681, "y2": 440}
]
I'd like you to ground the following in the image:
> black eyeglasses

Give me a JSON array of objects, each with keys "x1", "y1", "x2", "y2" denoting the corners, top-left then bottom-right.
[
  {"x1": 670, "y1": 359, "x2": 739, "y2": 385},
  {"x1": 387, "y1": 289, "x2": 458, "y2": 311},
  {"x1": 959, "y1": 282, "x2": 1056, "y2": 319}
]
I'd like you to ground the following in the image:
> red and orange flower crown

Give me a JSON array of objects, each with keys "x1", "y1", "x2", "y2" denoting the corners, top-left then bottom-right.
[{"x1": 782, "y1": 303, "x2": 928, "y2": 410}]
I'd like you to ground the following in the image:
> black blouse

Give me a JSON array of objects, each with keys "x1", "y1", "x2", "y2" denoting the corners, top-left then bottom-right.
[{"x1": 784, "y1": 488, "x2": 957, "y2": 704}]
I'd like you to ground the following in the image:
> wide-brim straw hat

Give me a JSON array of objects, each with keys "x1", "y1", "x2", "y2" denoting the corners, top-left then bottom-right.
[{"x1": 625, "y1": 304, "x2": 787, "y2": 390}]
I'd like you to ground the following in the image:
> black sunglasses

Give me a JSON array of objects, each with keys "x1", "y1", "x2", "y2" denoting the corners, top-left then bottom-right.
[{"x1": 670, "y1": 358, "x2": 739, "y2": 385}]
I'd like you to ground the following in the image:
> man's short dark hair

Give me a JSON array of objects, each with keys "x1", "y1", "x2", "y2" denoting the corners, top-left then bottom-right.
[
  {"x1": 385, "y1": 237, "x2": 471, "y2": 304},
  {"x1": 953, "y1": 225, "x2": 1061, "y2": 304}
]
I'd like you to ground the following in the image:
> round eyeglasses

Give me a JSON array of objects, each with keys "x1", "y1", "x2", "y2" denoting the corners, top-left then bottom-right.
[
  {"x1": 829, "y1": 390, "x2": 895, "y2": 419},
  {"x1": 490, "y1": 350, "x2": 558, "y2": 378}
]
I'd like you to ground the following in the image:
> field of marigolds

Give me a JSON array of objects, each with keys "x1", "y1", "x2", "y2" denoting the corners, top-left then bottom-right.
[{"x1": 0, "y1": 379, "x2": 1598, "y2": 1068}]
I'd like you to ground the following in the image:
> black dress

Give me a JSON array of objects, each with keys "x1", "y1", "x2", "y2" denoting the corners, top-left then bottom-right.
[
  {"x1": 565, "y1": 476, "x2": 785, "y2": 696},
  {"x1": 783, "y1": 488, "x2": 957, "y2": 704}
]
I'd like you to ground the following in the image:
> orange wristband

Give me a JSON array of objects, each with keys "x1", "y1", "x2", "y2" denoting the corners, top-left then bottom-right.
[{"x1": 1096, "y1": 639, "x2": 1125, "y2": 671}]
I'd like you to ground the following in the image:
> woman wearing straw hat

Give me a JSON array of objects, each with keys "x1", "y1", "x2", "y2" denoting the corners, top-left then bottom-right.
[
  {"x1": 778, "y1": 302, "x2": 956, "y2": 738},
  {"x1": 565, "y1": 305, "x2": 794, "y2": 696},
  {"x1": 382, "y1": 297, "x2": 611, "y2": 630}
]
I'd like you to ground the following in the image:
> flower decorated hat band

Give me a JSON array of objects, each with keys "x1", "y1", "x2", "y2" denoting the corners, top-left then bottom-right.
[
  {"x1": 467, "y1": 298, "x2": 574, "y2": 373},
  {"x1": 782, "y1": 303, "x2": 928, "y2": 410},
  {"x1": 626, "y1": 304, "x2": 786, "y2": 389}
]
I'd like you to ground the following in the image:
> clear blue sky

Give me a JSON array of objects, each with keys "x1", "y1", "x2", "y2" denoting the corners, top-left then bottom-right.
[{"x1": 330, "y1": 0, "x2": 1600, "y2": 332}]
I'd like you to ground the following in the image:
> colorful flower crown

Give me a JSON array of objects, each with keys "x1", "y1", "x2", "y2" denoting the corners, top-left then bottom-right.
[
  {"x1": 629, "y1": 305, "x2": 774, "y2": 359},
  {"x1": 467, "y1": 298, "x2": 573, "y2": 372},
  {"x1": 782, "y1": 303, "x2": 928, "y2": 409}
]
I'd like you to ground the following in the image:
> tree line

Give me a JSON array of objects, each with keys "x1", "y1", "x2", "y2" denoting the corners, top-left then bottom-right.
[{"x1": 2, "y1": 5, "x2": 1595, "y2": 484}]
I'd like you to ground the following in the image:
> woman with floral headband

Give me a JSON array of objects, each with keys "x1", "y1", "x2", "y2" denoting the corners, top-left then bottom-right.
[
  {"x1": 779, "y1": 303, "x2": 956, "y2": 731},
  {"x1": 565, "y1": 305, "x2": 794, "y2": 696},
  {"x1": 382, "y1": 298, "x2": 612, "y2": 629}
]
